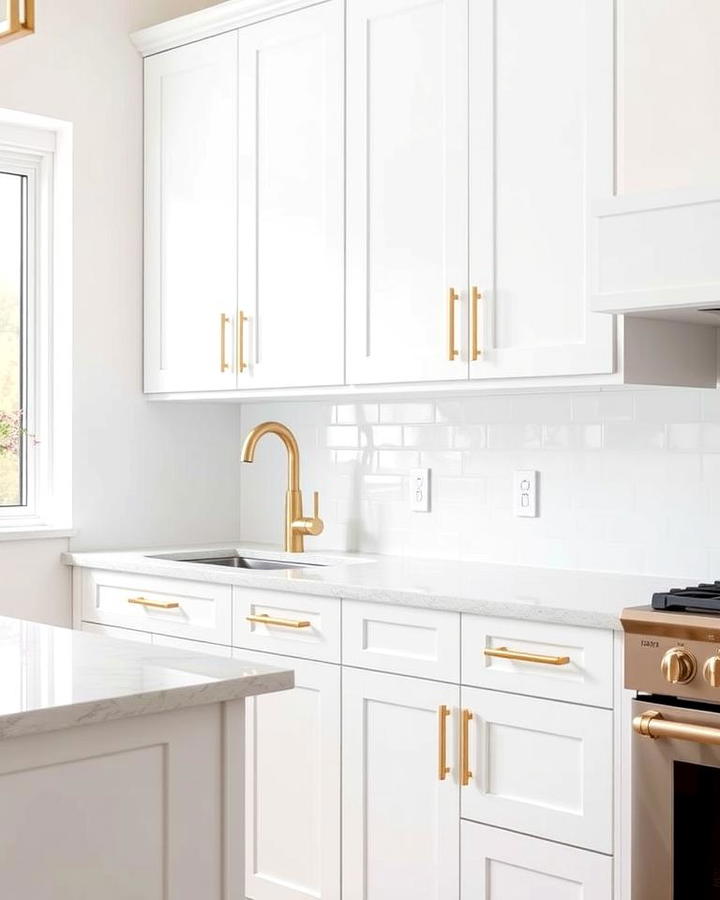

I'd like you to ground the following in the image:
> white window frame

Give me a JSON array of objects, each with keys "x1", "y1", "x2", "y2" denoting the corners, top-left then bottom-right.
[{"x1": 0, "y1": 110, "x2": 72, "y2": 536}]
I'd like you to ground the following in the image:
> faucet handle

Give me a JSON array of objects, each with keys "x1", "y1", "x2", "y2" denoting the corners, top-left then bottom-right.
[
  {"x1": 313, "y1": 491, "x2": 320, "y2": 519},
  {"x1": 302, "y1": 491, "x2": 324, "y2": 537}
]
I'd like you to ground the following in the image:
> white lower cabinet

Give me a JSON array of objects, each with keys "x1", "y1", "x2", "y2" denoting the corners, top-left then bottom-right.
[
  {"x1": 342, "y1": 667, "x2": 460, "y2": 900},
  {"x1": 239, "y1": 649, "x2": 341, "y2": 900},
  {"x1": 76, "y1": 574, "x2": 617, "y2": 900},
  {"x1": 461, "y1": 820, "x2": 613, "y2": 900},
  {"x1": 460, "y1": 686, "x2": 613, "y2": 853}
]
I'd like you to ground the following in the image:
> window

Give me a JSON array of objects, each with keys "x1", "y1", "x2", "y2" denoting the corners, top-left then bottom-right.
[
  {"x1": 0, "y1": 1, "x2": 34, "y2": 44},
  {"x1": 0, "y1": 170, "x2": 26, "y2": 508},
  {"x1": 0, "y1": 111, "x2": 72, "y2": 534}
]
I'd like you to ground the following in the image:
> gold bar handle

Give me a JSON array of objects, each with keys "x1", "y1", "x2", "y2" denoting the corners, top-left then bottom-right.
[
  {"x1": 438, "y1": 705, "x2": 450, "y2": 781},
  {"x1": 471, "y1": 286, "x2": 482, "y2": 361},
  {"x1": 128, "y1": 597, "x2": 180, "y2": 610},
  {"x1": 238, "y1": 311, "x2": 248, "y2": 373},
  {"x1": 220, "y1": 313, "x2": 231, "y2": 372},
  {"x1": 246, "y1": 613, "x2": 312, "y2": 629},
  {"x1": 447, "y1": 288, "x2": 459, "y2": 361},
  {"x1": 634, "y1": 710, "x2": 720, "y2": 746},
  {"x1": 484, "y1": 646, "x2": 571, "y2": 666},
  {"x1": 460, "y1": 708, "x2": 473, "y2": 787}
]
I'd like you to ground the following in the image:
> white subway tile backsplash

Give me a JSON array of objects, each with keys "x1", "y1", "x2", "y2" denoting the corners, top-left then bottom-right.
[{"x1": 239, "y1": 387, "x2": 720, "y2": 578}]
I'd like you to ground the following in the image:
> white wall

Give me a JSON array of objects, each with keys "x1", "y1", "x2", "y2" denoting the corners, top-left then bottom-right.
[
  {"x1": 239, "y1": 388, "x2": 720, "y2": 580},
  {"x1": 0, "y1": 0, "x2": 240, "y2": 625}
]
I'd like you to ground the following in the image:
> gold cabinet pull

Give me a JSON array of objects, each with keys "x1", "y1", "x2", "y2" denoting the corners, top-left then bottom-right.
[
  {"x1": 634, "y1": 710, "x2": 720, "y2": 746},
  {"x1": 447, "y1": 287, "x2": 460, "y2": 361},
  {"x1": 220, "y1": 313, "x2": 231, "y2": 372},
  {"x1": 237, "y1": 310, "x2": 248, "y2": 373},
  {"x1": 483, "y1": 646, "x2": 571, "y2": 666},
  {"x1": 246, "y1": 613, "x2": 312, "y2": 629},
  {"x1": 128, "y1": 597, "x2": 180, "y2": 610},
  {"x1": 471, "y1": 286, "x2": 482, "y2": 361},
  {"x1": 460, "y1": 708, "x2": 473, "y2": 787},
  {"x1": 438, "y1": 705, "x2": 450, "y2": 781}
]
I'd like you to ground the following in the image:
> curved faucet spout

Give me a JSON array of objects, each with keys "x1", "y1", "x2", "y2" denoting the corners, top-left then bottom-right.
[{"x1": 241, "y1": 421, "x2": 300, "y2": 492}]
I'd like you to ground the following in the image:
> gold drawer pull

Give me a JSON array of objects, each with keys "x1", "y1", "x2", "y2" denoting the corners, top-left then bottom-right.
[
  {"x1": 128, "y1": 597, "x2": 180, "y2": 610},
  {"x1": 634, "y1": 710, "x2": 720, "y2": 746},
  {"x1": 220, "y1": 313, "x2": 231, "y2": 372},
  {"x1": 438, "y1": 705, "x2": 450, "y2": 781},
  {"x1": 483, "y1": 646, "x2": 570, "y2": 666},
  {"x1": 246, "y1": 614, "x2": 311, "y2": 629},
  {"x1": 237, "y1": 310, "x2": 248, "y2": 373},
  {"x1": 471, "y1": 286, "x2": 482, "y2": 361},
  {"x1": 460, "y1": 708, "x2": 473, "y2": 787},
  {"x1": 447, "y1": 287, "x2": 459, "y2": 361}
]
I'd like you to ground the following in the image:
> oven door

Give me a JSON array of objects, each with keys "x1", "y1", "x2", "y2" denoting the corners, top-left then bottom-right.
[{"x1": 633, "y1": 698, "x2": 720, "y2": 899}]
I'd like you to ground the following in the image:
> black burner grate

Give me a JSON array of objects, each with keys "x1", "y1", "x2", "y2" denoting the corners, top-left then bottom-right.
[{"x1": 652, "y1": 583, "x2": 720, "y2": 612}]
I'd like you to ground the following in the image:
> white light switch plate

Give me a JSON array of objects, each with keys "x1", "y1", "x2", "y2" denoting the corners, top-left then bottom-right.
[
  {"x1": 410, "y1": 468, "x2": 431, "y2": 512},
  {"x1": 513, "y1": 470, "x2": 538, "y2": 517}
]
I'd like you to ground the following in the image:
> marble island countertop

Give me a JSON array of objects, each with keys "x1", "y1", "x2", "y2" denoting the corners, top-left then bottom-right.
[
  {"x1": 0, "y1": 616, "x2": 293, "y2": 740},
  {"x1": 64, "y1": 543, "x2": 694, "y2": 630}
]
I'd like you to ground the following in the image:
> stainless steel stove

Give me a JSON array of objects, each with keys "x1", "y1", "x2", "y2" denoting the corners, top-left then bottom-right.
[{"x1": 622, "y1": 590, "x2": 720, "y2": 900}]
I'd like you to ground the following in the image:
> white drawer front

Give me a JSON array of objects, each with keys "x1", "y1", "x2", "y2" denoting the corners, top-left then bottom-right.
[
  {"x1": 462, "y1": 614, "x2": 613, "y2": 708},
  {"x1": 232, "y1": 588, "x2": 340, "y2": 663},
  {"x1": 152, "y1": 633, "x2": 232, "y2": 657},
  {"x1": 343, "y1": 600, "x2": 460, "y2": 682},
  {"x1": 80, "y1": 570, "x2": 231, "y2": 645},
  {"x1": 461, "y1": 687, "x2": 613, "y2": 853},
  {"x1": 461, "y1": 821, "x2": 612, "y2": 900}
]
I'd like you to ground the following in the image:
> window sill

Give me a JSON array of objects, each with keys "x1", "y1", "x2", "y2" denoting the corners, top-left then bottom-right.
[{"x1": 0, "y1": 525, "x2": 75, "y2": 542}]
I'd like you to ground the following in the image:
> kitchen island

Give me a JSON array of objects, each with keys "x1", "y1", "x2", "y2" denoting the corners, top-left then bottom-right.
[{"x1": 0, "y1": 616, "x2": 292, "y2": 899}]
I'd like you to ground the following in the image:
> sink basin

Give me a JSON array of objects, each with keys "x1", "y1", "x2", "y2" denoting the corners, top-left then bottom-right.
[{"x1": 148, "y1": 550, "x2": 326, "y2": 571}]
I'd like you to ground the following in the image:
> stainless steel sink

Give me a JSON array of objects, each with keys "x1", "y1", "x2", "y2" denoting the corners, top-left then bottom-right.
[{"x1": 148, "y1": 550, "x2": 326, "y2": 571}]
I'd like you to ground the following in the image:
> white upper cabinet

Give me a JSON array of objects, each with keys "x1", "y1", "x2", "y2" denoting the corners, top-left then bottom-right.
[
  {"x1": 470, "y1": 0, "x2": 613, "y2": 378},
  {"x1": 345, "y1": 0, "x2": 469, "y2": 385},
  {"x1": 590, "y1": 0, "x2": 720, "y2": 319},
  {"x1": 144, "y1": 33, "x2": 239, "y2": 393},
  {"x1": 237, "y1": 2, "x2": 344, "y2": 389}
]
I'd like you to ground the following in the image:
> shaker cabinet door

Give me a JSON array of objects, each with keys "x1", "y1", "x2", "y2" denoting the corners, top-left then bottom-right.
[
  {"x1": 144, "y1": 33, "x2": 239, "y2": 393},
  {"x1": 241, "y1": 651, "x2": 341, "y2": 900},
  {"x1": 346, "y1": 0, "x2": 469, "y2": 385},
  {"x1": 342, "y1": 667, "x2": 460, "y2": 900},
  {"x1": 469, "y1": 0, "x2": 613, "y2": 380},
  {"x1": 236, "y1": 2, "x2": 344, "y2": 390}
]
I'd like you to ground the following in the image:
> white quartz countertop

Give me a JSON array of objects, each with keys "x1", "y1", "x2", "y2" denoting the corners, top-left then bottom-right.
[
  {"x1": 0, "y1": 616, "x2": 293, "y2": 740},
  {"x1": 64, "y1": 543, "x2": 694, "y2": 630}
]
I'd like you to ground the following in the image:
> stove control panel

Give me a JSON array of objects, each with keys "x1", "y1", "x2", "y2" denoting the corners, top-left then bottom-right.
[{"x1": 622, "y1": 606, "x2": 720, "y2": 702}]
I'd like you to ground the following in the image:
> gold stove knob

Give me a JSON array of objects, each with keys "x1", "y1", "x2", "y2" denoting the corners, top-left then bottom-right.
[
  {"x1": 704, "y1": 655, "x2": 720, "y2": 687},
  {"x1": 660, "y1": 647, "x2": 697, "y2": 684}
]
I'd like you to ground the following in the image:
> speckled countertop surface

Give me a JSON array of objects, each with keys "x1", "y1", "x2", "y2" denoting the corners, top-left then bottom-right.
[
  {"x1": 0, "y1": 615, "x2": 292, "y2": 740},
  {"x1": 64, "y1": 543, "x2": 693, "y2": 630}
]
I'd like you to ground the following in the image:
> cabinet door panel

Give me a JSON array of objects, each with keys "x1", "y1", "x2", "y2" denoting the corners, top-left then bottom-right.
[
  {"x1": 461, "y1": 821, "x2": 612, "y2": 900},
  {"x1": 144, "y1": 33, "x2": 239, "y2": 392},
  {"x1": 461, "y1": 687, "x2": 613, "y2": 853},
  {"x1": 239, "y1": 650, "x2": 341, "y2": 900},
  {"x1": 237, "y1": 2, "x2": 344, "y2": 389},
  {"x1": 342, "y1": 667, "x2": 459, "y2": 900},
  {"x1": 346, "y1": 0, "x2": 468, "y2": 385},
  {"x1": 470, "y1": 0, "x2": 613, "y2": 378}
]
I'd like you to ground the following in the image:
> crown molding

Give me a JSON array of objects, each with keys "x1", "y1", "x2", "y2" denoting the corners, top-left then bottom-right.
[{"x1": 130, "y1": 0, "x2": 327, "y2": 56}]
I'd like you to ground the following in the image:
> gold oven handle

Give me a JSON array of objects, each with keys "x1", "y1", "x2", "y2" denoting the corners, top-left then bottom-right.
[
  {"x1": 447, "y1": 288, "x2": 460, "y2": 361},
  {"x1": 483, "y1": 646, "x2": 571, "y2": 666},
  {"x1": 246, "y1": 614, "x2": 312, "y2": 629},
  {"x1": 634, "y1": 710, "x2": 720, "y2": 746},
  {"x1": 460, "y1": 708, "x2": 473, "y2": 787},
  {"x1": 128, "y1": 597, "x2": 180, "y2": 610},
  {"x1": 437, "y1": 705, "x2": 450, "y2": 781},
  {"x1": 471, "y1": 286, "x2": 482, "y2": 361},
  {"x1": 220, "y1": 313, "x2": 231, "y2": 372}
]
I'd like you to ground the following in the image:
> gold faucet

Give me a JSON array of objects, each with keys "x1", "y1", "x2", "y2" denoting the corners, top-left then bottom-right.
[{"x1": 241, "y1": 421, "x2": 324, "y2": 553}]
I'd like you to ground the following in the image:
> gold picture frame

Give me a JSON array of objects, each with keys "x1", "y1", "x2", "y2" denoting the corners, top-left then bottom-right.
[{"x1": 0, "y1": 0, "x2": 34, "y2": 45}]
